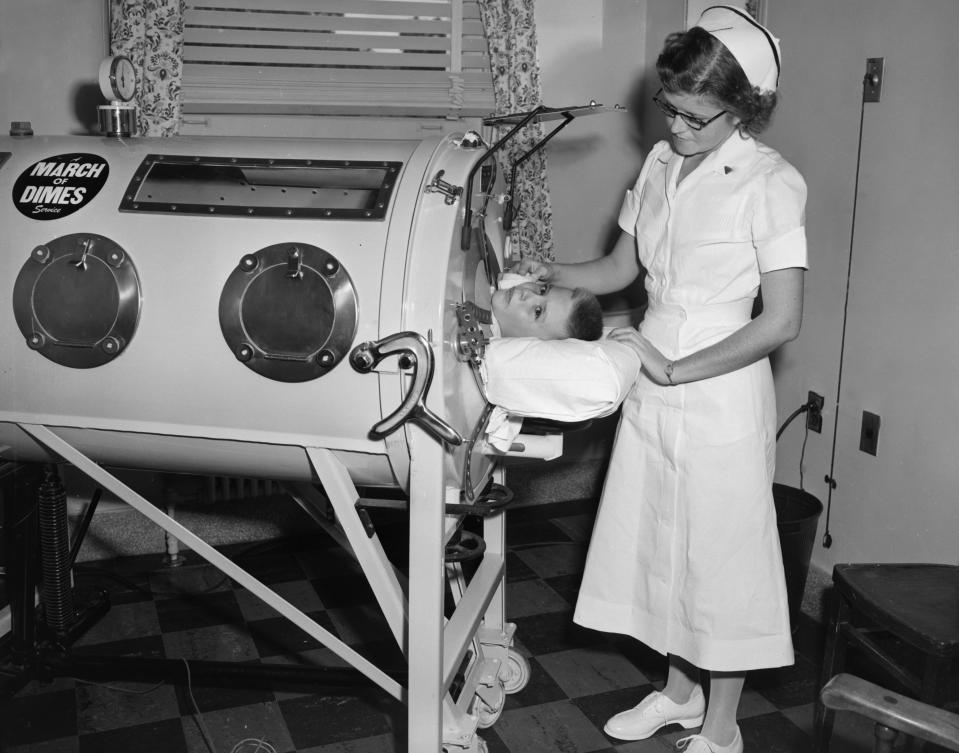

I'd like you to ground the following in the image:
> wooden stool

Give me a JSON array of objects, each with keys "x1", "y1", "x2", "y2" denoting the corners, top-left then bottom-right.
[{"x1": 814, "y1": 563, "x2": 959, "y2": 753}]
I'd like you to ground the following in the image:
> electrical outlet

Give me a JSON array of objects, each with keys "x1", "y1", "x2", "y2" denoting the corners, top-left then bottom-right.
[
  {"x1": 863, "y1": 57, "x2": 884, "y2": 102},
  {"x1": 806, "y1": 391, "x2": 824, "y2": 433}
]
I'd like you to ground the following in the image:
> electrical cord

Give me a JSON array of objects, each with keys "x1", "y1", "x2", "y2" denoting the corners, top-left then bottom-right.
[
  {"x1": 798, "y1": 422, "x2": 810, "y2": 490},
  {"x1": 231, "y1": 740, "x2": 277, "y2": 753},
  {"x1": 775, "y1": 404, "x2": 808, "y2": 441},
  {"x1": 181, "y1": 658, "x2": 279, "y2": 753},
  {"x1": 820, "y1": 82, "x2": 871, "y2": 550},
  {"x1": 183, "y1": 658, "x2": 220, "y2": 753},
  {"x1": 776, "y1": 399, "x2": 815, "y2": 491}
]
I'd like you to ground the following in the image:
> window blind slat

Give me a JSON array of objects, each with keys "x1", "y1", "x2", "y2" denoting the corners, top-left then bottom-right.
[
  {"x1": 184, "y1": 28, "x2": 472, "y2": 53},
  {"x1": 185, "y1": 46, "x2": 451, "y2": 69},
  {"x1": 185, "y1": 64, "x2": 492, "y2": 86},
  {"x1": 186, "y1": 0, "x2": 455, "y2": 17},
  {"x1": 187, "y1": 9, "x2": 483, "y2": 35}
]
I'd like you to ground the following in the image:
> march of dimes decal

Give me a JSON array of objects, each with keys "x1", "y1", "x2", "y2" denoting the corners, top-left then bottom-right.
[{"x1": 13, "y1": 153, "x2": 109, "y2": 220}]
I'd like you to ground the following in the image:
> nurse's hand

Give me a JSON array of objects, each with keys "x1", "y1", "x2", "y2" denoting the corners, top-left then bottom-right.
[
  {"x1": 608, "y1": 328, "x2": 671, "y2": 385},
  {"x1": 510, "y1": 258, "x2": 554, "y2": 282}
]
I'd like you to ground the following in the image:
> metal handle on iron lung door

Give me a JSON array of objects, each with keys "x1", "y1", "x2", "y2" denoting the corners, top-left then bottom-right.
[{"x1": 349, "y1": 332, "x2": 464, "y2": 447}]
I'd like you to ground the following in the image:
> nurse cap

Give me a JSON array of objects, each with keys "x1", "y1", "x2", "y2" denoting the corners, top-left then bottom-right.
[{"x1": 696, "y1": 5, "x2": 781, "y2": 92}]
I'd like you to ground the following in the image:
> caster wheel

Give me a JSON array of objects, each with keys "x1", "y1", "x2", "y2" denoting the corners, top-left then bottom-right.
[
  {"x1": 501, "y1": 649, "x2": 530, "y2": 694},
  {"x1": 443, "y1": 739, "x2": 487, "y2": 753},
  {"x1": 472, "y1": 683, "x2": 505, "y2": 729}
]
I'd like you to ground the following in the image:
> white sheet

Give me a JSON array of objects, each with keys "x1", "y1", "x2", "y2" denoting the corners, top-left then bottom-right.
[{"x1": 480, "y1": 334, "x2": 641, "y2": 451}]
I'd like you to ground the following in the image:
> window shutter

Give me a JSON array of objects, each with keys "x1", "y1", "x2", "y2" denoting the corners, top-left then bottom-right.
[{"x1": 181, "y1": 0, "x2": 495, "y2": 118}]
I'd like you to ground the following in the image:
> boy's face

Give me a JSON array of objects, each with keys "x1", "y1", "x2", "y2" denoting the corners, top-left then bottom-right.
[{"x1": 491, "y1": 283, "x2": 576, "y2": 339}]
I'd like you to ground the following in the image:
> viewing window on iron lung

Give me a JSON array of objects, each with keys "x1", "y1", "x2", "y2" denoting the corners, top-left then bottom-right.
[{"x1": 120, "y1": 156, "x2": 401, "y2": 219}]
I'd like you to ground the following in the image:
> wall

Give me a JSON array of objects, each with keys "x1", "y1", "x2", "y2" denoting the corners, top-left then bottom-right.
[
  {"x1": 0, "y1": 0, "x2": 108, "y2": 136},
  {"x1": 535, "y1": 1, "x2": 649, "y2": 273},
  {"x1": 764, "y1": 0, "x2": 959, "y2": 571},
  {"x1": 637, "y1": 0, "x2": 959, "y2": 578}
]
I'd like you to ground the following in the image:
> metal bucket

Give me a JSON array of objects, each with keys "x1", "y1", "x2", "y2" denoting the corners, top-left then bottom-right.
[{"x1": 774, "y1": 483, "x2": 823, "y2": 631}]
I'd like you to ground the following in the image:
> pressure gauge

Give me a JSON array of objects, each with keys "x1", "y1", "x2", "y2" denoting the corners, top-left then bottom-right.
[
  {"x1": 97, "y1": 55, "x2": 138, "y2": 136},
  {"x1": 98, "y1": 55, "x2": 137, "y2": 102}
]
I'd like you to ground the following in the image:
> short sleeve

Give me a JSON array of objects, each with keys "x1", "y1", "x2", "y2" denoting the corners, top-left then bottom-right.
[
  {"x1": 752, "y1": 162, "x2": 809, "y2": 272},
  {"x1": 617, "y1": 184, "x2": 640, "y2": 236}
]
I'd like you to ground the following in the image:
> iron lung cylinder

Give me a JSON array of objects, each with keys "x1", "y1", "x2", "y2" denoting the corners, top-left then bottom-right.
[{"x1": 0, "y1": 133, "x2": 506, "y2": 498}]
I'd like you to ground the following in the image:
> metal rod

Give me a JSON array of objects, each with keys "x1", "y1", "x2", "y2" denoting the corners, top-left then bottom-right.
[
  {"x1": 305, "y1": 448, "x2": 409, "y2": 648},
  {"x1": 67, "y1": 487, "x2": 101, "y2": 568},
  {"x1": 505, "y1": 113, "x2": 575, "y2": 231},
  {"x1": 461, "y1": 106, "x2": 546, "y2": 249}
]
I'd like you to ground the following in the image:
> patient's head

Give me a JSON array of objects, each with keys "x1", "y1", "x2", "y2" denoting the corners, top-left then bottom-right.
[{"x1": 491, "y1": 283, "x2": 603, "y2": 341}]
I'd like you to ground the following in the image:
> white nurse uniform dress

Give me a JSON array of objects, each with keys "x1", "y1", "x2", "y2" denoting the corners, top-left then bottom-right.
[{"x1": 572, "y1": 134, "x2": 808, "y2": 671}]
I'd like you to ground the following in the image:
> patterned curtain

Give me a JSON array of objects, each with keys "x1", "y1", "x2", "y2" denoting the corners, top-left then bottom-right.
[
  {"x1": 478, "y1": 0, "x2": 554, "y2": 263},
  {"x1": 109, "y1": 0, "x2": 185, "y2": 137}
]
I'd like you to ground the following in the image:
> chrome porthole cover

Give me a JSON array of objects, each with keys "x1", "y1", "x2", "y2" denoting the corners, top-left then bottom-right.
[
  {"x1": 12, "y1": 233, "x2": 141, "y2": 368},
  {"x1": 219, "y1": 242, "x2": 358, "y2": 383}
]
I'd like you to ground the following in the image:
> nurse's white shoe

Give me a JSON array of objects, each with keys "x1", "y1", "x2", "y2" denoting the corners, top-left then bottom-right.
[
  {"x1": 603, "y1": 685, "x2": 706, "y2": 741},
  {"x1": 676, "y1": 726, "x2": 744, "y2": 753}
]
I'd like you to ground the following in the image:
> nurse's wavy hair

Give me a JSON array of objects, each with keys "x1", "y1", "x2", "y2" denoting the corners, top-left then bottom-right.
[
  {"x1": 656, "y1": 26, "x2": 777, "y2": 136},
  {"x1": 567, "y1": 288, "x2": 604, "y2": 341}
]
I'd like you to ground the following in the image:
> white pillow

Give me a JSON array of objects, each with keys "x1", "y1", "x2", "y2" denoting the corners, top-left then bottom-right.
[{"x1": 479, "y1": 334, "x2": 641, "y2": 422}]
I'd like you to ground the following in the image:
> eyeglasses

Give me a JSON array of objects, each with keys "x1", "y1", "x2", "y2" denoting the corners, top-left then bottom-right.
[{"x1": 651, "y1": 89, "x2": 727, "y2": 131}]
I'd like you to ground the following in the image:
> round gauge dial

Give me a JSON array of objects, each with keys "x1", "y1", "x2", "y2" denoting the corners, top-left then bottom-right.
[{"x1": 98, "y1": 55, "x2": 137, "y2": 102}]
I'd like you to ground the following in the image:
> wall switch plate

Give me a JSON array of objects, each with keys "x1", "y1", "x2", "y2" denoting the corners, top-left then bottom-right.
[{"x1": 860, "y1": 410, "x2": 881, "y2": 455}]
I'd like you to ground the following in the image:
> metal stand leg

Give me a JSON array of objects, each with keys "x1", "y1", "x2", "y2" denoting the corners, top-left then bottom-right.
[
  {"x1": 909, "y1": 655, "x2": 949, "y2": 753},
  {"x1": 449, "y1": 470, "x2": 528, "y2": 735},
  {"x1": 874, "y1": 723, "x2": 898, "y2": 753},
  {"x1": 407, "y1": 428, "x2": 445, "y2": 752},
  {"x1": 815, "y1": 588, "x2": 849, "y2": 753},
  {"x1": 302, "y1": 449, "x2": 408, "y2": 648}
]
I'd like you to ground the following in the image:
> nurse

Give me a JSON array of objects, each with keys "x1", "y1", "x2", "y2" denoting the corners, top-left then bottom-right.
[{"x1": 515, "y1": 6, "x2": 807, "y2": 752}]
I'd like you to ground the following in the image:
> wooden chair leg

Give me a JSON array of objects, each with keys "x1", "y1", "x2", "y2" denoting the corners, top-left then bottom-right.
[
  {"x1": 814, "y1": 588, "x2": 849, "y2": 753},
  {"x1": 873, "y1": 724, "x2": 898, "y2": 753},
  {"x1": 905, "y1": 655, "x2": 949, "y2": 753}
]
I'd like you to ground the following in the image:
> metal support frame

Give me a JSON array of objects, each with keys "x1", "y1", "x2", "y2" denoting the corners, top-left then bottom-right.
[{"x1": 3, "y1": 424, "x2": 520, "y2": 752}]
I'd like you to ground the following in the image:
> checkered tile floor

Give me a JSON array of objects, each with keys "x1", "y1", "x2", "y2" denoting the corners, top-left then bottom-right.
[{"x1": 0, "y1": 499, "x2": 934, "y2": 753}]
